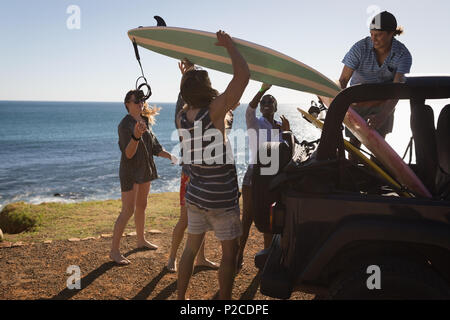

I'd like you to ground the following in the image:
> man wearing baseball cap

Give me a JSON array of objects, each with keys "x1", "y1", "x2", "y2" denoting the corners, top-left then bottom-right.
[{"x1": 339, "y1": 11, "x2": 412, "y2": 160}]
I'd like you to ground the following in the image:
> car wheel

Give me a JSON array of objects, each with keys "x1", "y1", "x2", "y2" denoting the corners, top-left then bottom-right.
[{"x1": 328, "y1": 258, "x2": 450, "y2": 300}]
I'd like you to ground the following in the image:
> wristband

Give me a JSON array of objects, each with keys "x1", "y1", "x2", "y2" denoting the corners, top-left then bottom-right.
[{"x1": 131, "y1": 133, "x2": 140, "y2": 141}]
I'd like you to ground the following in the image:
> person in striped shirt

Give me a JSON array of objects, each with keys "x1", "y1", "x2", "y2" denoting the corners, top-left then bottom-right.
[
  {"x1": 166, "y1": 60, "x2": 219, "y2": 274},
  {"x1": 339, "y1": 11, "x2": 412, "y2": 159},
  {"x1": 175, "y1": 30, "x2": 250, "y2": 300}
]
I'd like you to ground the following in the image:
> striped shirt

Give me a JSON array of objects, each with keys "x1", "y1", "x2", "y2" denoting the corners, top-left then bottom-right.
[
  {"x1": 342, "y1": 36, "x2": 412, "y2": 86},
  {"x1": 179, "y1": 107, "x2": 239, "y2": 210}
]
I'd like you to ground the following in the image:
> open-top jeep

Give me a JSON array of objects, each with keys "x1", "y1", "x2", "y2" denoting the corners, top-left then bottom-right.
[{"x1": 253, "y1": 76, "x2": 450, "y2": 299}]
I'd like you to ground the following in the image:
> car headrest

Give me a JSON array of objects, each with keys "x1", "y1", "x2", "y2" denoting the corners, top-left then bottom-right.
[{"x1": 436, "y1": 104, "x2": 450, "y2": 174}]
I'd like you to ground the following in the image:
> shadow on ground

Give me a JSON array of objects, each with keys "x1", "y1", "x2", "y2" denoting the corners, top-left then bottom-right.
[{"x1": 51, "y1": 247, "x2": 151, "y2": 300}]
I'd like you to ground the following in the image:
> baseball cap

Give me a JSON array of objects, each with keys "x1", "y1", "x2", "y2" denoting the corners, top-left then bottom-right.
[{"x1": 370, "y1": 11, "x2": 397, "y2": 32}]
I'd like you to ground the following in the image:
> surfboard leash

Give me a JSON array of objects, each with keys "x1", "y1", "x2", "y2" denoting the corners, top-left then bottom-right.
[
  {"x1": 129, "y1": 16, "x2": 167, "y2": 101},
  {"x1": 131, "y1": 38, "x2": 152, "y2": 101}
]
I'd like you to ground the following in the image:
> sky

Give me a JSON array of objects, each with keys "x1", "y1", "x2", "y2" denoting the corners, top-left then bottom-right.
[{"x1": 0, "y1": 0, "x2": 449, "y2": 103}]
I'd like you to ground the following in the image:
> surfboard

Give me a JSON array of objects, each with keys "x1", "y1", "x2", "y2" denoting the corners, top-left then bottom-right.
[
  {"x1": 127, "y1": 27, "x2": 340, "y2": 98},
  {"x1": 127, "y1": 25, "x2": 431, "y2": 198},
  {"x1": 297, "y1": 107, "x2": 412, "y2": 197},
  {"x1": 318, "y1": 96, "x2": 432, "y2": 198}
]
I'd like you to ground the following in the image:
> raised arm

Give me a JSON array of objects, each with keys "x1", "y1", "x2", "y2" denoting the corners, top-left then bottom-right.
[
  {"x1": 249, "y1": 83, "x2": 271, "y2": 109},
  {"x1": 175, "y1": 59, "x2": 194, "y2": 129},
  {"x1": 210, "y1": 31, "x2": 250, "y2": 125},
  {"x1": 246, "y1": 83, "x2": 271, "y2": 130}
]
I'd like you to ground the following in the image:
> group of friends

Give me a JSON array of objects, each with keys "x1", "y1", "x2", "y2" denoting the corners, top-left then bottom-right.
[{"x1": 109, "y1": 11, "x2": 412, "y2": 299}]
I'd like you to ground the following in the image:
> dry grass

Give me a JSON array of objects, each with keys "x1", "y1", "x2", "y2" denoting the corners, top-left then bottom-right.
[{"x1": 1, "y1": 192, "x2": 181, "y2": 243}]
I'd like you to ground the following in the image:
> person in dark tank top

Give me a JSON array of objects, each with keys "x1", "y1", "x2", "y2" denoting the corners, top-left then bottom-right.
[{"x1": 176, "y1": 30, "x2": 250, "y2": 300}]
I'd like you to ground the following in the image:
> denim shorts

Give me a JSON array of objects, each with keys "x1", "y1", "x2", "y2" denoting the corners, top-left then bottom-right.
[{"x1": 186, "y1": 203, "x2": 242, "y2": 241}]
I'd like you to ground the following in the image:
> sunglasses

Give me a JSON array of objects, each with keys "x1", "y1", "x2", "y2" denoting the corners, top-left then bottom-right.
[{"x1": 260, "y1": 99, "x2": 275, "y2": 105}]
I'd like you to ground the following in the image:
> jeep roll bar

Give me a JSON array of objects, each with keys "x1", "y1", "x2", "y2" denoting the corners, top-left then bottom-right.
[{"x1": 316, "y1": 76, "x2": 450, "y2": 162}]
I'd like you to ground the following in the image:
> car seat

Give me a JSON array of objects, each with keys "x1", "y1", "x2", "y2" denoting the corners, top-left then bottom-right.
[
  {"x1": 436, "y1": 104, "x2": 450, "y2": 199},
  {"x1": 410, "y1": 100, "x2": 438, "y2": 195}
]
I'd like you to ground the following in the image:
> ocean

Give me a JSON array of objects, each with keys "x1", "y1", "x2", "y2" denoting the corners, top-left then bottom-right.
[
  {"x1": 3, "y1": 97, "x2": 444, "y2": 209},
  {"x1": 0, "y1": 100, "x2": 322, "y2": 209}
]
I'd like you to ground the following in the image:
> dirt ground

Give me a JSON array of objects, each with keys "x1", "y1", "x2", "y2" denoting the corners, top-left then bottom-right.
[{"x1": 0, "y1": 225, "x2": 314, "y2": 300}]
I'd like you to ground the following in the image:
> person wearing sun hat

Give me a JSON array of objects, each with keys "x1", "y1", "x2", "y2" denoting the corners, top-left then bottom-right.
[{"x1": 339, "y1": 11, "x2": 412, "y2": 160}]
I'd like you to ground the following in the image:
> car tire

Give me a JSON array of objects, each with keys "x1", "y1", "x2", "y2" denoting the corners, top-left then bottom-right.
[{"x1": 328, "y1": 258, "x2": 450, "y2": 300}]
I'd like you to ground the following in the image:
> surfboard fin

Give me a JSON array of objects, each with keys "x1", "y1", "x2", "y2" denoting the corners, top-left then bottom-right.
[{"x1": 154, "y1": 16, "x2": 166, "y2": 27}]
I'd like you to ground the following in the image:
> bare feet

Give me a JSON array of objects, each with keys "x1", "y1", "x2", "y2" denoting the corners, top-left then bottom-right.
[
  {"x1": 195, "y1": 258, "x2": 219, "y2": 270},
  {"x1": 137, "y1": 239, "x2": 158, "y2": 250},
  {"x1": 166, "y1": 257, "x2": 177, "y2": 273},
  {"x1": 109, "y1": 251, "x2": 130, "y2": 265}
]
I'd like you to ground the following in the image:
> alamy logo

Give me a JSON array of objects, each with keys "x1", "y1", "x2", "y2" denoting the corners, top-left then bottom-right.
[
  {"x1": 366, "y1": 265, "x2": 381, "y2": 290},
  {"x1": 66, "y1": 265, "x2": 81, "y2": 290},
  {"x1": 66, "y1": 5, "x2": 81, "y2": 30},
  {"x1": 367, "y1": 5, "x2": 381, "y2": 28}
]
